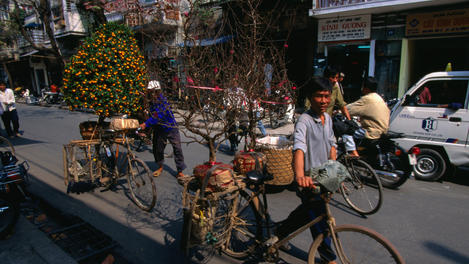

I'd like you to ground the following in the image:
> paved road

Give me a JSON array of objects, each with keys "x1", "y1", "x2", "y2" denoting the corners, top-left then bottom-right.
[{"x1": 9, "y1": 103, "x2": 469, "y2": 264}]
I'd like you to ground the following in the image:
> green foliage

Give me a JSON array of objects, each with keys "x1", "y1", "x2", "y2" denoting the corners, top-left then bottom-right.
[{"x1": 63, "y1": 23, "x2": 147, "y2": 117}]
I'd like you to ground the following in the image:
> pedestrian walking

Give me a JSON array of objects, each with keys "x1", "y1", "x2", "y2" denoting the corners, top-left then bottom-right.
[
  {"x1": 139, "y1": 80, "x2": 187, "y2": 183},
  {"x1": 272, "y1": 77, "x2": 338, "y2": 264},
  {"x1": 0, "y1": 82, "x2": 20, "y2": 138}
]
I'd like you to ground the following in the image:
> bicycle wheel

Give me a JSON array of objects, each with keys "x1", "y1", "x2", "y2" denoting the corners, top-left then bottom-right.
[
  {"x1": 0, "y1": 195, "x2": 19, "y2": 239},
  {"x1": 340, "y1": 158, "x2": 383, "y2": 215},
  {"x1": 126, "y1": 158, "x2": 156, "y2": 211},
  {"x1": 222, "y1": 189, "x2": 261, "y2": 258},
  {"x1": 308, "y1": 224, "x2": 405, "y2": 264}
]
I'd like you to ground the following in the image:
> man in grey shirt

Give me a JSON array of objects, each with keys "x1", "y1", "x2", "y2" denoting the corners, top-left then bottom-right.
[
  {"x1": 274, "y1": 77, "x2": 337, "y2": 264},
  {"x1": 293, "y1": 104, "x2": 336, "y2": 174}
]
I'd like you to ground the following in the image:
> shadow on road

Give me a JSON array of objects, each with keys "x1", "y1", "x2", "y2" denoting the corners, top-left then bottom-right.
[
  {"x1": 443, "y1": 167, "x2": 469, "y2": 187},
  {"x1": 424, "y1": 241, "x2": 469, "y2": 264},
  {"x1": 8, "y1": 136, "x2": 44, "y2": 147},
  {"x1": 27, "y1": 171, "x2": 188, "y2": 264}
]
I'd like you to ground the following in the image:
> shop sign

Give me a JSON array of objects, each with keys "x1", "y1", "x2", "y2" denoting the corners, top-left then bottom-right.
[
  {"x1": 318, "y1": 15, "x2": 371, "y2": 42},
  {"x1": 406, "y1": 8, "x2": 469, "y2": 36}
]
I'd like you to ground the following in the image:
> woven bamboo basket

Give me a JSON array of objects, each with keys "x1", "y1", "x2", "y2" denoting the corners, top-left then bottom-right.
[
  {"x1": 79, "y1": 121, "x2": 110, "y2": 140},
  {"x1": 255, "y1": 135, "x2": 294, "y2": 185}
]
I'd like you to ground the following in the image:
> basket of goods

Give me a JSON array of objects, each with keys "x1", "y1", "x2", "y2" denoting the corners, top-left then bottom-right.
[
  {"x1": 255, "y1": 135, "x2": 294, "y2": 185},
  {"x1": 193, "y1": 162, "x2": 237, "y2": 193},
  {"x1": 233, "y1": 151, "x2": 266, "y2": 174},
  {"x1": 110, "y1": 118, "x2": 139, "y2": 131},
  {"x1": 181, "y1": 162, "x2": 244, "y2": 249},
  {"x1": 79, "y1": 121, "x2": 110, "y2": 140}
]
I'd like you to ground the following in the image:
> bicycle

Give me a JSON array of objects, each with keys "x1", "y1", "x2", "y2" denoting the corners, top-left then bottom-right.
[
  {"x1": 337, "y1": 155, "x2": 383, "y2": 216},
  {"x1": 335, "y1": 134, "x2": 383, "y2": 215},
  {"x1": 63, "y1": 126, "x2": 156, "y2": 211},
  {"x1": 220, "y1": 172, "x2": 404, "y2": 263}
]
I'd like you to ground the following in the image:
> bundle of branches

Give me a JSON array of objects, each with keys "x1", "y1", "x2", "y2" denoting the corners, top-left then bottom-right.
[{"x1": 143, "y1": 0, "x2": 298, "y2": 162}]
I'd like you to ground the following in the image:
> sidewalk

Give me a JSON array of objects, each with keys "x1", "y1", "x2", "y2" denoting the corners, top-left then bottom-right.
[{"x1": 0, "y1": 215, "x2": 77, "y2": 264}]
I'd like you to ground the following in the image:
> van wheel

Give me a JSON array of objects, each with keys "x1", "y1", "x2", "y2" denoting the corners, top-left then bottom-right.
[{"x1": 414, "y1": 148, "x2": 447, "y2": 181}]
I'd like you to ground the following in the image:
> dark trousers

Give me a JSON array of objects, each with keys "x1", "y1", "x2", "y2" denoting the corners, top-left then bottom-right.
[
  {"x1": 276, "y1": 189, "x2": 336, "y2": 262},
  {"x1": 1, "y1": 110, "x2": 19, "y2": 137},
  {"x1": 152, "y1": 127, "x2": 186, "y2": 173}
]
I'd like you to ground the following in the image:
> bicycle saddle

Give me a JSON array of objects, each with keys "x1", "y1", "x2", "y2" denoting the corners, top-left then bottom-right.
[
  {"x1": 246, "y1": 170, "x2": 274, "y2": 184},
  {"x1": 382, "y1": 131, "x2": 404, "y2": 139}
]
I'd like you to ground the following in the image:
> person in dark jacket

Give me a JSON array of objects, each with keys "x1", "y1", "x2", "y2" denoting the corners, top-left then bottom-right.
[{"x1": 139, "y1": 80, "x2": 187, "y2": 183}]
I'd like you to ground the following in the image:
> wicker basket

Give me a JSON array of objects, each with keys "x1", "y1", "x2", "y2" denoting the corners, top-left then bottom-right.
[
  {"x1": 79, "y1": 121, "x2": 110, "y2": 140},
  {"x1": 257, "y1": 147, "x2": 294, "y2": 185}
]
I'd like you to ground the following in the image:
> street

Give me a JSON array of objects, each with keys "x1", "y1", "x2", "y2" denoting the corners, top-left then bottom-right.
[{"x1": 8, "y1": 103, "x2": 469, "y2": 264}]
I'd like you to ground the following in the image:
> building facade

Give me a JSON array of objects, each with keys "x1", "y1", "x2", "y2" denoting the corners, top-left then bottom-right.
[
  {"x1": 310, "y1": 0, "x2": 469, "y2": 101},
  {"x1": 0, "y1": 0, "x2": 87, "y2": 95}
]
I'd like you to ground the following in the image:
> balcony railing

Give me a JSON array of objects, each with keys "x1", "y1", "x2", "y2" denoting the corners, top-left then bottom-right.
[
  {"x1": 18, "y1": 31, "x2": 47, "y2": 48},
  {"x1": 314, "y1": 0, "x2": 378, "y2": 9}
]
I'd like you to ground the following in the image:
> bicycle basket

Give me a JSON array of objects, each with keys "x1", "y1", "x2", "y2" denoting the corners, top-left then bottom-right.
[
  {"x1": 255, "y1": 136, "x2": 294, "y2": 185},
  {"x1": 79, "y1": 121, "x2": 110, "y2": 140}
]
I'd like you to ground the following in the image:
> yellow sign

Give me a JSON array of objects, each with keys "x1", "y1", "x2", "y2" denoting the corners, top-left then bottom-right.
[{"x1": 406, "y1": 8, "x2": 469, "y2": 36}]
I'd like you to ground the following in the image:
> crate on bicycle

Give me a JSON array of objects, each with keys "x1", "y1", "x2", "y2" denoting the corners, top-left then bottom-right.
[
  {"x1": 109, "y1": 118, "x2": 139, "y2": 131},
  {"x1": 62, "y1": 139, "x2": 102, "y2": 189}
]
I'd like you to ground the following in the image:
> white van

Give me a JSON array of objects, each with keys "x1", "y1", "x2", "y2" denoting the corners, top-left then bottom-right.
[{"x1": 389, "y1": 71, "x2": 469, "y2": 181}]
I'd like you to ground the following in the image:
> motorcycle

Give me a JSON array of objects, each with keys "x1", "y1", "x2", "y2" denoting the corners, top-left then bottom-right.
[
  {"x1": 334, "y1": 115, "x2": 419, "y2": 189},
  {"x1": 0, "y1": 151, "x2": 29, "y2": 238},
  {"x1": 355, "y1": 132, "x2": 419, "y2": 189}
]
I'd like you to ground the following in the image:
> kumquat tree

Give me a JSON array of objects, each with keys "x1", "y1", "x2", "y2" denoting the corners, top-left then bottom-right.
[{"x1": 63, "y1": 22, "x2": 147, "y2": 120}]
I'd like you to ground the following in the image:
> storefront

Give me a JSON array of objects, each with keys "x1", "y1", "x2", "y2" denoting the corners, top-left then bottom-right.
[
  {"x1": 371, "y1": 13, "x2": 406, "y2": 100},
  {"x1": 316, "y1": 14, "x2": 372, "y2": 102},
  {"x1": 399, "y1": 7, "x2": 469, "y2": 96}
]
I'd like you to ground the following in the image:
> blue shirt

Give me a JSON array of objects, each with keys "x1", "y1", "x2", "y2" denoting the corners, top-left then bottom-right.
[
  {"x1": 293, "y1": 110, "x2": 336, "y2": 171},
  {"x1": 144, "y1": 94, "x2": 178, "y2": 132}
]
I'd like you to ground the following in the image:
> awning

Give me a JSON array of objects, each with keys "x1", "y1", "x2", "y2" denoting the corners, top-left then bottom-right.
[
  {"x1": 24, "y1": 23, "x2": 42, "y2": 29},
  {"x1": 178, "y1": 35, "x2": 233, "y2": 47}
]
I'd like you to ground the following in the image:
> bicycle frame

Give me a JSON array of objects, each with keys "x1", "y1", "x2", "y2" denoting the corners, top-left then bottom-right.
[{"x1": 243, "y1": 181, "x2": 350, "y2": 262}]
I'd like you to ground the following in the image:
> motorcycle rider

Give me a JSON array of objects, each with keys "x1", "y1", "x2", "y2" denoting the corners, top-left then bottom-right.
[
  {"x1": 323, "y1": 67, "x2": 358, "y2": 157},
  {"x1": 346, "y1": 77, "x2": 390, "y2": 144}
]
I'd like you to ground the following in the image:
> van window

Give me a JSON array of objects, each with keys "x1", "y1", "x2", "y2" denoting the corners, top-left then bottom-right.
[{"x1": 411, "y1": 80, "x2": 468, "y2": 108}]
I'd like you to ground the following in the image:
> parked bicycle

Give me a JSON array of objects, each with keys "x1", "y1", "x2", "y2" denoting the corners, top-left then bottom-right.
[
  {"x1": 220, "y1": 172, "x2": 404, "y2": 263},
  {"x1": 63, "y1": 121, "x2": 156, "y2": 211}
]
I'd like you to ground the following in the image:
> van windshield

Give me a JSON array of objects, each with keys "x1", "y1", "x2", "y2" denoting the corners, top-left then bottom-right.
[{"x1": 409, "y1": 80, "x2": 468, "y2": 108}]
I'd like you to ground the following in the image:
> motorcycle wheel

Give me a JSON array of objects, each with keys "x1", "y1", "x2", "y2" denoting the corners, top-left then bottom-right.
[
  {"x1": 377, "y1": 146, "x2": 411, "y2": 189},
  {"x1": 0, "y1": 195, "x2": 19, "y2": 239}
]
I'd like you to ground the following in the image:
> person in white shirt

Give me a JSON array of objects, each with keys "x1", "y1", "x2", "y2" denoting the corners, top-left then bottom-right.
[{"x1": 0, "y1": 82, "x2": 20, "y2": 138}]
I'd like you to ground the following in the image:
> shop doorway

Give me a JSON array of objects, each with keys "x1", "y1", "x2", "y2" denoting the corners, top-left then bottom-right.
[
  {"x1": 412, "y1": 36, "x2": 469, "y2": 84},
  {"x1": 326, "y1": 43, "x2": 370, "y2": 102}
]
